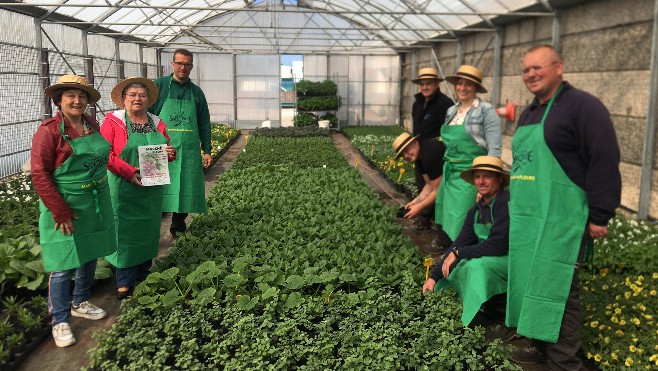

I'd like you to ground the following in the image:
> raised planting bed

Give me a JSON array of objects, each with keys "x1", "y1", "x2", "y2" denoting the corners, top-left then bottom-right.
[
  {"x1": 86, "y1": 133, "x2": 518, "y2": 369},
  {"x1": 0, "y1": 295, "x2": 50, "y2": 370}
]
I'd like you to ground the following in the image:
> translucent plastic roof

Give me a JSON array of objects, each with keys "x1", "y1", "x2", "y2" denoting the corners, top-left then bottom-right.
[{"x1": 4, "y1": 0, "x2": 554, "y2": 54}]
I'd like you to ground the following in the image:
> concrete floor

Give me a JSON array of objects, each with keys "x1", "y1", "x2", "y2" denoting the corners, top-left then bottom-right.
[{"x1": 17, "y1": 132, "x2": 551, "y2": 371}]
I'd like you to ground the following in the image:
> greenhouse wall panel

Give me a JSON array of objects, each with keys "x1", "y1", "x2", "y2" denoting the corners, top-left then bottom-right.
[
  {"x1": 235, "y1": 55, "x2": 279, "y2": 76},
  {"x1": 123, "y1": 62, "x2": 142, "y2": 78},
  {"x1": 364, "y1": 105, "x2": 397, "y2": 126},
  {"x1": 304, "y1": 55, "x2": 328, "y2": 81},
  {"x1": 198, "y1": 54, "x2": 234, "y2": 80},
  {"x1": 119, "y1": 43, "x2": 140, "y2": 63},
  {"x1": 143, "y1": 48, "x2": 157, "y2": 65},
  {"x1": 0, "y1": 11, "x2": 36, "y2": 47},
  {"x1": 41, "y1": 24, "x2": 83, "y2": 55},
  {"x1": 88, "y1": 35, "x2": 117, "y2": 60}
]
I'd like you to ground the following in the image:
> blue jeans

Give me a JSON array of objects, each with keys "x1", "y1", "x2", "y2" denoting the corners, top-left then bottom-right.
[
  {"x1": 116, "y1": 260, "x2": 152, "y2": 289},
  {"x1": 48, "y1": 260, "x2": 97, "y2": 325}
]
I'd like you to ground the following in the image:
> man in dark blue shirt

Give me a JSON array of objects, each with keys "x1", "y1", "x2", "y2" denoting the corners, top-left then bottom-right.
[{"x1": 422, "y1": 156, "x2": 510, "y2": 331}]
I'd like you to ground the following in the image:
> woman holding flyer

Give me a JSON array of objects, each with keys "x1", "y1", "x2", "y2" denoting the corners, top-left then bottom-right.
[{"x1": 101, "y1": 77, "x2": 176, "y2": 300}]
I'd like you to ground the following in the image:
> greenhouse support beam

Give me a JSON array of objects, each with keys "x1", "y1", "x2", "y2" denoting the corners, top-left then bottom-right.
[
  {"x1": 456, "y1": 39, "x2": 463, "y2": 69},
  {"x1": 35, "y1": 18, "x2": 49, "y2": 119},
  {"x1": 552, "y1": 10, "x2": 561, "y2": 51},
  {"x1": 638, "y1": 0, "x2": 658, "y2": 219},
  {"x1": 491, "y1": 28, "x2": 502, "y2": 107}
]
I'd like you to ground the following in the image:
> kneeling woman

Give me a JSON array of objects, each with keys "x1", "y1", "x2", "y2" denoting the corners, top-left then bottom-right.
[{"x1": 102, "y1": 77, "x2": 176, "y2": 300}]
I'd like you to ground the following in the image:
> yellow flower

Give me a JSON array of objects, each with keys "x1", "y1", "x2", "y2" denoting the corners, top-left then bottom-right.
[
  {"x1": 630, "y1": 345, "x2": 637, "y2": 352},
  {"x1": 604, "y1": 336, "x2": 610, "y2": 344},
  {"x1": 632, "y1": 318, "x2": 641, "y2": 326},
  {"x1": 650, "y1": 354, "x2": 658, "y2": 362},
  {"x1": 590, "y1": 321, "x2": 599, "y2": 328},
  {"x1": 625, "y1": 357, "x2": 633, "y2": 366},
  {"x1": 652, "y1": 272, "x2": 658, "y2": 279},
  {"x1": 638, "y1": 275, "x2": 644, "y2": 281},
  {"x1": 600, "y1": 267, "x2": 609, "y2": 276},
  {"x1": 616, "y1": 329, "x2": 625, "y2": 336},
  {"x1": 611, "y1": 316, "x2": 619, "y2": 323},
  {"x1": 611, "y1": 352, "x2": 619, "y2": 360},
  {"x1": 599, "y1": 325, "x2": 606, "y2": 331},
  {"x1": 602, "y1": 285, "x2": 609, "y2": 290},
  {"x1": 620, "y1": 319, "x2": 627, "y2": 326},
  {"x1": 587, "y1": 352, "x2": 593, "y2": 359},
  {"x1": 624, "y1": 291, "x2": 631, "y2": 299},
  {"x1": 594, "y1": 354, "x2": 601, "y2": 362},
  {"x1": 639, "y1": 304, "x2": 647, "y2": 311},
  {"x1": 651, "y1": 290, "x2": 657, "y2": 296}
]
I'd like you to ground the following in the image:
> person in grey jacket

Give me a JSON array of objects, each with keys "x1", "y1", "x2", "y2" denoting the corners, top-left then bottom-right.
[{"x1": 435, "y1": 65, "x2": 502, "y2": 245}]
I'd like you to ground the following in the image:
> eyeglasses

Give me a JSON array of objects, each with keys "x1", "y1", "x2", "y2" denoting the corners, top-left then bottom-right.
[
  {"x1": 522, "y1": 61, "x2": 559, "y2": 75},
  {"x1": 173, "y1": 61, "x2": 193, "y2": 68},
  {"x1": 125, "y1": 93, "x2": 148, "y2": 99}
]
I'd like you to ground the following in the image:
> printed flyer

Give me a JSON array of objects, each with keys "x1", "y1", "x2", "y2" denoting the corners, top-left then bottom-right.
[{"x1": 138, "y1": 144, "x2": 170, "y2": 186}]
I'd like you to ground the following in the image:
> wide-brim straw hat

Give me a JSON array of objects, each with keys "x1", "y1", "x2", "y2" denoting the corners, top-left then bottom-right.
[
  {"x1": 111, "y1": 77, "x2": 159, "y2": 109},
  {"x1": 412, "y1": 67, "x2": 444, "y2": 84},
  {"x1": 445, "y1": 65, "x2": 488, "y2": 93},
  {"x1": 44, "y1": 75, "x2": 101, "y2": 104},
  {"x1": 460, "y1": 156, "x2": 510, "y2": 186},
  {"x1": 392, "y1": 132, "x2": 419, "y2": 159}
]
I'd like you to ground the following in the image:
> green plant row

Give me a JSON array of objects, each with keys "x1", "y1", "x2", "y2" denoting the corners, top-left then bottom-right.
[
  {"x1": 292, "y1": 112, "x2": 317, "y2": 127},
  {"x1": 230, "y1": 137, "x2": 346, "y2": 170},
  {"x1": 209, "y1": 123, "x2": 240, "y2": 158},
  {"x1": 253, "y1": 126, "x2": 331, "y2": 138},
  {"x1": 0, "y1": 295, "x2": 49, "y2": 366},
  {"x1": 296, "y1": 80, "x2": 337, "y2": 97},
  {"x1": 297, "y1": 96, "x2": 342, "y2": 111},
  {"x1": 342, "y1": 126, "x2": 417, "y2": 194},
  {"x1": 86, "y1": 136, "x2": 518, "y2": 370}
]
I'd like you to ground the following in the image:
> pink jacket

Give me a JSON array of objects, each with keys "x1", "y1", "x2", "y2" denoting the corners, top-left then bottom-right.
[{"x1": 101, "y1": 110, "x2": 173, "y2": 180}]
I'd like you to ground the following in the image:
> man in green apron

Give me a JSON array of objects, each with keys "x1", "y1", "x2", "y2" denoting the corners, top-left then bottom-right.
[
  {"x1": 507, "y1": 45, "x2": 621, "y2": 369},
  {"x1": 149, "y1": 48, "x2": 211, "y2": 237},
  {"x1": 422, "y1": 156, "x2": 511, "y2": 334}
]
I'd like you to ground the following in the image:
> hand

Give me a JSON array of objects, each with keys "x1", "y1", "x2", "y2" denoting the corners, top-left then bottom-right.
[
  {"x1": 203, "y1": 154, "x2": 212, "y2": 169},
  {"x1": 588, "y1": 222, "x2": 608, "y2": 239},
  {"x1": 422, "y1": 278, "x2": 436, "y2": 294},
  {"x1": 54, "y1": 214, "x2": 78, "y2": 235},
  {"x1": 442, "y1": 251, "x2": 458, "y2": 278},
  {"x1": 166, "y1": 145, "x2": 177, "y2": 160},
  {"x1": 130, "y1": 172, "x2": 143, "y2": 186},
  {"x1": 404, "y1": 204, "x2": 423, "y2": 219}
]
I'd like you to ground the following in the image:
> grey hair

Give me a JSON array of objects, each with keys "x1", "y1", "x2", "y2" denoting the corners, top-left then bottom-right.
[{"x1": 122, "y1": 83, "x2": 149, "y2": 96}]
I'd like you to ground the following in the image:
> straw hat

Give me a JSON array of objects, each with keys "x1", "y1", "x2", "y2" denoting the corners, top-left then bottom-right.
[
  {"x1": 44, "y1": 75, "x2": 101, "y2": 104},
  {"x1": 460, "y1": 156, "x2": 509, "y2": 186},
  {"x1": 412, "y1": 67, "x2": 444, "y2": 84},
  {"x1": 392, "y1": 132, "x2": 419, "y2": 159},
  {"x1": 445, "y1": 65, "x2": 488, "y2": 93},
  {"x1": 111, "y1": 77, "x2": 159, "y2": 109}
]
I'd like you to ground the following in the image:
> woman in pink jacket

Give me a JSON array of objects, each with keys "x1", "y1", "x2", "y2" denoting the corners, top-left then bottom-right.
[{"x1": 101, "y1": 77, "x2": 176, "y2": 300}]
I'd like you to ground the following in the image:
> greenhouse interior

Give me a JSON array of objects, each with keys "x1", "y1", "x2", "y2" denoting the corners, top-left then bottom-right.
[{"x1": 0, "y1": 0, "x2": 657, "y2": 369}]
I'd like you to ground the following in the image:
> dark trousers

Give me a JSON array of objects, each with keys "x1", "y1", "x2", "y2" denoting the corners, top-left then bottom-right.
[
  {"x1": 414, "y1": 166, "x2": 434, "y2": 224},
  {"x1": 535, "y1": 236, "x2": 589, "y2": 370},
  {"x1": 170, "y1": 212, "x2": 188, "y2": 233}
]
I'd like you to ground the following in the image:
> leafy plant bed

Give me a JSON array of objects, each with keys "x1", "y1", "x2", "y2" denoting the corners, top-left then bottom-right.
[
  {"x1": 253, "y1": 126, "x2": 331, "y2": 138},
  {"x1": 342, "y1": 126, "x2": 417, "y2": 195},
  {"x1": 0, "y1": 295, "x2": 50, "y2": 370},
  {"x1": 86, "y1": 136, "x2": 519, "y2": 369}
]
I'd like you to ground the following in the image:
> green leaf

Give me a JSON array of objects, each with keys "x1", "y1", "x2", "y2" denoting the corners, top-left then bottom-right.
[
  {"x1": 162, "y1": 289, "x2": 182, "y2": 306},
  {"x1": 285, "y1": 274, "x2": 305, "y2": 290},
  {"x1": 284, "y1": 291, "x2": 304, "y2": 308},
  {"x1": 160, "y1": 267, "x2": 180, "y2": 280},
  {"x1": 236, "y1": 294, "x2": 259, "y2": 310},
  {"x1": 262, "y1": 287, "x2": 279, "y2": 300},
  {"x1": 223, "y1": 273, "x2": 245, "y2": 289},
  {"x1": 192, "y1": 287, "x2": 216, "y2": 306}
]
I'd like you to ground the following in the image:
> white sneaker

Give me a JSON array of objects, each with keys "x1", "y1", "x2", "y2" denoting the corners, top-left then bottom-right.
[
  {"x1": 71, "y1": 301, "x2": 107, "y2": 320},
  {"x1": 52, "y1": 323, "x2": 76, "y2": 347}
]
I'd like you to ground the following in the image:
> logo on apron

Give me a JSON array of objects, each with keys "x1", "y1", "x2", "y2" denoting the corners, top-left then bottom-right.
[
  {"x1": 84, "y1": 155, "x2": 108, "y2": 178},
  {"x1": 168, "y1": 113, "x2": 192, "y2": 126},
  {"x1": 512, "y1": 149, "x2": 533, "y2": 172}
]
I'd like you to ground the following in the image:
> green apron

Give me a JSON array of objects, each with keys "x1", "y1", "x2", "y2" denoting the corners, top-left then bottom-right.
[
  {"x1": 506, "y1": 88, "x2": 588, "y2": 342},
  {"x1": 436, "y1": 201, "x2": 508, "y2": 326},
  {"x1": 38, "y1": 118, "x2": 116, "y2": 272},
  {"x1": 159, "y1": 76, "x2": 207, "y2": 213},
  {"x1": 106, "y1": 114, "x2": 167, "y2": 268},
  {"x1": 435, "y1": 117, "x2": 486, "y2": 240}
]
